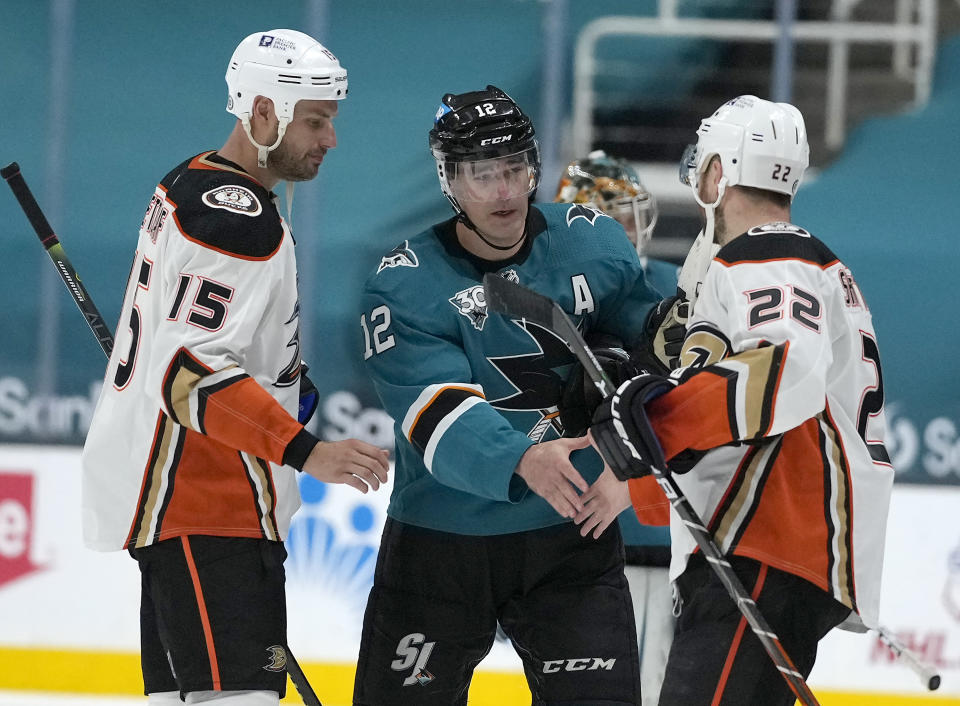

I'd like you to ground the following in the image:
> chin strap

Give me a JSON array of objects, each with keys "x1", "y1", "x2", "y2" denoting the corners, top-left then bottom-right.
[
  {"x1": 240, "y1": 116, "x2": 289, "y2": 169},
  {"x1": 677, "y1": 176, "x2": 726, "y2": 313},
  {"x1": 458, "y1": 212, "x2": 526, "y2": 252}
]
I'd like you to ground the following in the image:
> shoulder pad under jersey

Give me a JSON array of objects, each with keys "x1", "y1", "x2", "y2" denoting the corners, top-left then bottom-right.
[
  {"x1": 717, "y1": 222, "x2": 838, "y2": 268},
  {"x1": 160, "y1": 152, "x2": 284, "y2": 260}
]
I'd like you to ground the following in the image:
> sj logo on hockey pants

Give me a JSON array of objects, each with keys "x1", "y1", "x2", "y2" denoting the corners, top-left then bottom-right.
[{"x1": 391, "y1": 632, "x2": 436, "y2": 686}]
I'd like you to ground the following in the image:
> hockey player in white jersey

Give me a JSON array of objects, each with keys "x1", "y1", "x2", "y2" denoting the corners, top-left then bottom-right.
[
  {"x1": 577, "y1": 95, "x2": 895, "y2": 705},
  {"x1": 81, "y1": 30, "x2": 388, "y2": 705}
]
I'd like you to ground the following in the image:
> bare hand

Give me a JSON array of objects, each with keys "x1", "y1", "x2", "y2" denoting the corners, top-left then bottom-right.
[
  {"x1": 514, "y1": 435, "x2": 592, "y2": 518},
  {"x1": 301, "y1": 439, "x2": 390, "y2": 494},
  {"x1": 574, "y1": 466, "x2": 631, "y2": 539}
]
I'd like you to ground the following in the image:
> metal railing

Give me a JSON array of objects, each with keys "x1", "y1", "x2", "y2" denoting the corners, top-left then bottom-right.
[{"x1": 572, "y1": 0, "x2": 938, "y2": 158}]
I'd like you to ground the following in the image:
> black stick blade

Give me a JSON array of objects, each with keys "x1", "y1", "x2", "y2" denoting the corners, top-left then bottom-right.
[{"x1": 482, "y1": 272, "x2": 554, "y2": 328}]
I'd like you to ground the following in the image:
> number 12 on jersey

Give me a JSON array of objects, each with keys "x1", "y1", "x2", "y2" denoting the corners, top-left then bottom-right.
[{"x1": 361, "y1": 305, "x2": 395, "y2": 359}]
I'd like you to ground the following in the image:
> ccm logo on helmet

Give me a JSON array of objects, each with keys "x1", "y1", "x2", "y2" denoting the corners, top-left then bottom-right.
[
  {"x1": 480, "y1": 135, "x2": 513, "y2": 146},
  {"x1": 543, "y1": 657, "x2": 616, "y2": 673}
]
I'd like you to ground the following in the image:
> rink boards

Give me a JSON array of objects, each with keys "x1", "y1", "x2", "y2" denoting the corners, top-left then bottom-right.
[{"x1": 0, "y1": 445, "x2": 958, "y2": 703}]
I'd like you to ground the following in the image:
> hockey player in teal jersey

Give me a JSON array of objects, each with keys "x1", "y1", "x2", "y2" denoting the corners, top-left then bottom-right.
[
  {"x1": 555, "y1": 150, "x2": 679, "y2": 706},
  {"x1": 353, "y1": 86, "x2": 664, "y2": 705}
]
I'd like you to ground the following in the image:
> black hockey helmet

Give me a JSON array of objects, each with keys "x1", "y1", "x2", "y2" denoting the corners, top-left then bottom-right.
[
  {"x1": 429, "y1": 85, "x2": 540, "y2": 214},
  {"x1": 429, "y1": 85, "x2": 537, "y2": 161}
]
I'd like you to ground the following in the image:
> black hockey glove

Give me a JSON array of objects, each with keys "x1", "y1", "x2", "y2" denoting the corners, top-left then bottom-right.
[
  {"x1": 298, "y1": 363, "x2": 319, "y2": 425},
  {"x1": 559, "y1": 344, "x2": 638, "y2": 437},
  {"x1": 590, "y1": 374, "x2": 675, "y2": 481},
  {"x1": 631, "y1": 295, "x2": 689, "y2": 374}
]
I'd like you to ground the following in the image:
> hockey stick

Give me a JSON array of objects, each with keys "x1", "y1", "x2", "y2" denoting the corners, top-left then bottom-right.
[
  {"x1": 2, "y1": 162, "x2": 115, "y2": 357},
  {"x1": 2, "y1": 160, "x2": 323, "y2": 706},
  {"x1": 284, "y1": 647, "x2": 323, "y2": 705},
  {"x1": 876, "y1": 625, "x2": 942, "y2": 691},
  {"x1": 482, "y1": 273, "x2": 822, "y2": 706}
]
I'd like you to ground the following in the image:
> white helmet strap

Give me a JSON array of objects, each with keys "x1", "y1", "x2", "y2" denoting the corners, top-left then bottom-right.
[{"x1": 240, "y1": 114, "x2": 290, "y2": 168}]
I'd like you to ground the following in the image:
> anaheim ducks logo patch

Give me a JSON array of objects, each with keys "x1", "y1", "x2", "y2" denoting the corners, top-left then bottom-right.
[
  {"x1": 202, "y1": 185, "x2": 263, "y2": 217},
  {"x1": 263, "y1": 645, "x2": 287, "y2": 672}
]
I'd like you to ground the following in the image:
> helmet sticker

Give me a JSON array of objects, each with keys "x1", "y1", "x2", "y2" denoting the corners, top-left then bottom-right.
[
  {"x1": 202, "y1": 185, "x2": 263, "y2": 217},
  {"x1": 435, "y1": 103, "x2": 453, "y2": 122},
  {"x1": 259, "y1": 34, "x2": 296, "y2": 52}
]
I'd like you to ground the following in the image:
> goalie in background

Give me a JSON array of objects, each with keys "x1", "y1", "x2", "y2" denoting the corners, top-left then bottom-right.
[
  {"x1": 577, "y1": 95, "x2": 895, "y2": 706},
  {"x1": 554, "y1": 150, "x2": 678, "y2": 706}
]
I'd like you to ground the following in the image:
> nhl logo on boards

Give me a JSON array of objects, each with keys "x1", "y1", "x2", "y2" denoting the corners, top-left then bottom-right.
[{"x1": 202, "y1": 185, "x2": 263, "y2": 217}]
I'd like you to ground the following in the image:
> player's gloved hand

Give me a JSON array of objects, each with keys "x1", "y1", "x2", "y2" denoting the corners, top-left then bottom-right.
[
  {"x1": 298, "y1": 363, "x2": 319, "y2": 425},
  {"x1": 632, "y1": 295, "x2": 689, "y2": 374},
  {"x1": 589, "y1": 374, "x2": 675, "y2": 481},
  {"x1": 559, "y1": 345, "x2": 637, "y2": 437}
]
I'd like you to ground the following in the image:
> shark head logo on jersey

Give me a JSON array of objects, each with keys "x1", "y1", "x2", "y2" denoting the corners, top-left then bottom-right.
[
  {"x1": 377, "y1": 241, "x2": 419, "y2": 273},
  {"x1": 487, "y1": 320, "x2": 576, "y2": 442},
  {"x1": 565, "y1": 203, "x2": 609, "y2": 228}
]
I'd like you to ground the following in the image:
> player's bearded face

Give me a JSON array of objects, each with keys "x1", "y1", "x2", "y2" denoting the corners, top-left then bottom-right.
[
  {"x1": 267, "y1": 100, "x2": 338, "y2": 182},
  {"x1": 268, "y1": 138, "x2": 321, "y2": 182}
]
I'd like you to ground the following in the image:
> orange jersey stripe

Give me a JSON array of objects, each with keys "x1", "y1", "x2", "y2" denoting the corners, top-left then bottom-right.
[
  {"x1": 201, "y1": 376, "x2": 302, "y2": 465},
  {"x1": 628, "y1": 475, "x2": 670, "y2": 526},
  {"x1": 710, "y1": 563, "x2": 769, "y2": 706},
  {"x1": 182, "y1": 536, "x2": 221, "y2": 690}
]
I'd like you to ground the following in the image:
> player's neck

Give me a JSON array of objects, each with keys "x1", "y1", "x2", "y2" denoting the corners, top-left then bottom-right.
[
  {"x1": 716, "y1": 197, "x2": 790, "y2": 246},
  {"x1": 455, "y1": 219, "x2": 526, "y2": 261}
]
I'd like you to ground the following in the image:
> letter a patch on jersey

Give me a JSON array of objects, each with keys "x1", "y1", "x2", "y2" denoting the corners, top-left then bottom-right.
[
  {"x1": 202, "y1": 185, "x2": 263, "y2": 216},
  {"x1": 565, "y1": 204, "x2": 608, "y2": 228}
]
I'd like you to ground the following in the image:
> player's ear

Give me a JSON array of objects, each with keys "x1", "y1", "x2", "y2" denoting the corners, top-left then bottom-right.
[
  {"x1": 251, "y1": 95, "x2": 276, "y2": 124},
  {"x1": 707, "y1": 155, "x2": 723, "y2": 183}
]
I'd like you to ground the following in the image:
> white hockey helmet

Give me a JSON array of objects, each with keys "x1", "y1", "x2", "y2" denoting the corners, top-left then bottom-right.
[
  {"x1": 225, "y1": 30, "x2": 347, "y2": 166},
  {"x1": 680, "y1": 95, "x2": 808, "y2": 199}
]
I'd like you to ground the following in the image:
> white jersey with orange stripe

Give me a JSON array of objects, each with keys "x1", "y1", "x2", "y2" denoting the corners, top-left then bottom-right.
[
  {"x1": 81, "y1": 152, "x2": 315, "y2": 551},
  {"x1": 644, "y1": 221, "x2": 894, "y2": 630}
]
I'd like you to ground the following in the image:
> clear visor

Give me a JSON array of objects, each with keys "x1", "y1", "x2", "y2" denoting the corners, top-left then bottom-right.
[
  {"x1": 443, "y1": 146, "x2": 540, "y2": 203},
  {"x1": 679, "y1": 143, "x2": 699, "y2": 186}
]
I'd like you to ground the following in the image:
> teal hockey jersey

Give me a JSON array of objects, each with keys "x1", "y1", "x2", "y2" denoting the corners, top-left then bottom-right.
[{"x1": 360, "y1": 203, "x2": 661, "y2": 535}]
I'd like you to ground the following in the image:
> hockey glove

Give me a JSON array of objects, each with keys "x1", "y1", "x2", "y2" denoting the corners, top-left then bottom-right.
[
  {"x1": 590, "y1": 374, "x2": 675, "y2": 481},
  {"x1": 559, "y1": 344, "x2": 638, "y2": 437},
  {"x1": 298, "y1": 363, "x2": 319, "y2": 425},
  {"x1": 631, "y1": 296, "x2": 689, "y2": 374}
]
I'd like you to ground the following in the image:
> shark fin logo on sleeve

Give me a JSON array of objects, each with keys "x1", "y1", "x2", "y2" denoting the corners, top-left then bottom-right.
[
  {"x1": 377, "y1": 241, "x2": 419, "y2": 273},
  {"x1": 565, "y1": 204, "x2": 609, "y2": 228}
]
